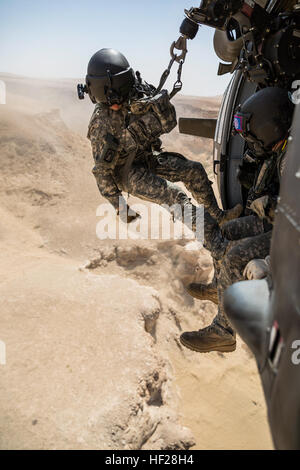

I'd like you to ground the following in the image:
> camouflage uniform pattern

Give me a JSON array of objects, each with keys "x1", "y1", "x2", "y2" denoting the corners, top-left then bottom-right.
[
  {"x1": 181, "y1": 146, "x2": 287, "y2": 344},
  {"x1": 208, "y1": 149, "x2": 285, "y2": 334},
  {"x1": 212, "y1": 216, "x2": 272, "y2": 332},
  {"x1": 87, "y1": 99, "x2": 225, "y2": 245}
]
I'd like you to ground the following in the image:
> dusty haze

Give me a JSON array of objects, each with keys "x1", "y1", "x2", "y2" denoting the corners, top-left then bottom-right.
[{"x1": 0, "y1": 74, "x2": 273, "y2": 450}]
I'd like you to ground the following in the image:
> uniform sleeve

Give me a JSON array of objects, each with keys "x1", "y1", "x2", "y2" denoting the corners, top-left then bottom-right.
[{"x1": 88, "y1": 112, "x2": 126, "y2": 210}]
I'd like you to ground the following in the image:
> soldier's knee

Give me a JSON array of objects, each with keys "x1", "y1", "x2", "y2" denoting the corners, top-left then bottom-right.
[
  {"x1": 192, "y1": 160, "x2": 204, "y2": 169},
  {"x1": 187, "y1": 160, "x2": 210, "y2": 183},
  {"x1": 167, "y1": 183, "x2": 189, "y2": 206},
  {"x1": 196, "y1": 161, "x2": 211, "y2": 180},
  {"x1": 159, "y1": 151, "x2": 187, "y2": 162}
]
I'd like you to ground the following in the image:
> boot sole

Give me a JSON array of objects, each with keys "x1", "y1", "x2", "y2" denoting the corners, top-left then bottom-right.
[
  {"x1": 180, "y1": 336, "x2": 236, "y2": 353},
  {"x1": 185, "y1": 287, "x2": 218, "y2": 304}
]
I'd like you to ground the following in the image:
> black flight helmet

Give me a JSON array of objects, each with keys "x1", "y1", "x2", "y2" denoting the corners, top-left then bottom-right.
[
  {"x1": 233, "y1": 87, "x2": 294, "y2": 155},
  {"x1": 86, "y1": 48, "x2": 135, "y2": 105}
]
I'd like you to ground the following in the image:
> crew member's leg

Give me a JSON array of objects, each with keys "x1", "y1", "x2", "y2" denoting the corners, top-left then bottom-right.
[
  {"x1": 180, "y1": 230, "x2": 272, "y2": 353},
  {"x1": 122, "y1": 163, "x2": 226, "y2": 257},
  {"x1": 221, "y1": 215, "x2": 269, "y2": 240},
  {"x1": 185, "y1": 215, "x2": 267, "y2": 300},
  {"x1": 153, "y1": 152, "x2": 242, "y2": 224},
  {"x1": 214, "y1": 230, "x2": 272, "y2": 329}
]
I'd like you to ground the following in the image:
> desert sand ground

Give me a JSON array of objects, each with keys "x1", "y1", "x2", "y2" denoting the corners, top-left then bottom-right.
[{"x1": 0, "y1": 74, "x2": 273, "y2": 449}]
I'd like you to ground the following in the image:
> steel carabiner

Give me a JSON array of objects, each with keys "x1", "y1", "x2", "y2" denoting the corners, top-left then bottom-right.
[{"x1": 170, "y1": 36, "x2": 188, "y2": 63}]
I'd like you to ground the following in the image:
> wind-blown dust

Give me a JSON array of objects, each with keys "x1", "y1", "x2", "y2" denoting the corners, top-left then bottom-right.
[{"x1": 0, "y1": 74, "x2": 273, "y2": 449}]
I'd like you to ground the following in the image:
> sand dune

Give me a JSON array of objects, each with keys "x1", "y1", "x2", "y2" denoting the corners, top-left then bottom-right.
[{"x1": 0, "y1": 74, "x2": 273, "y2": 449}]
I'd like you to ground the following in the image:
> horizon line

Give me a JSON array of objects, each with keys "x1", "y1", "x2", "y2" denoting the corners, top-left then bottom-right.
[{"x1": 0, "y1": 72, "x2": 223, "y2": 100}]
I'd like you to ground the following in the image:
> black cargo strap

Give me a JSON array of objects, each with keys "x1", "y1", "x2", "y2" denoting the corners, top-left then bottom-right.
[
  {"x1": 169, "y1": 59, "x2": 184, "y2": 99},
  {"x1": 121, "y1": 35, "x2": 188, "y2": 188},
  {"x1": 155, "y1": 56, "x2": 176, "y2": 95},
  {"x1": 154, "y1": 35, "x2": 188, "y2": 100}
]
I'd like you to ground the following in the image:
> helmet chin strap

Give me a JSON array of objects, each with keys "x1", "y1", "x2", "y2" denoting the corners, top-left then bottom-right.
[
  {"x1": 106, "y1": 69, "x2": 112, "y2": 87},
  {"x1": 104, "y1": 69, "x2": 126, "y2": 106}
]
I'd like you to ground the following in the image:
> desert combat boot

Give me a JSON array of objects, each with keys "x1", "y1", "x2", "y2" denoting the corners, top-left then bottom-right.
[
  {"x1": 185, "y1": 281, "x2": 218, "y2": 304},
  {"x1": 180, "y1": 323, "x2": 236, "y2": 353},
  {"x1": 218, "y1": 204, "x2": 243, "y2": 226}
]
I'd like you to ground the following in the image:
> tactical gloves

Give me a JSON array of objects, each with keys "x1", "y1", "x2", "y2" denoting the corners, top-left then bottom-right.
[{"x1": 243, "y1": 256, "x2": 271, "y2": 280}]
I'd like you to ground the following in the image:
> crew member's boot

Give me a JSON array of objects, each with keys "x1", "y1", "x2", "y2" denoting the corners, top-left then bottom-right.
[
  {"x1": 219, "y1": 204, "x2": 243, "y2": 226},
  {"x1": 185, "y1": 282, "x2": 218, "y2": 304},
  {"x1": 180, "y1": 322, "x2": 236, "y2": 353},
  {"x1": 204, "y1": 187, "x2": 243, "y2": 226}
]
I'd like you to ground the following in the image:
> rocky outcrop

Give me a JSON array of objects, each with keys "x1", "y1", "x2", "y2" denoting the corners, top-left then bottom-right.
[
  {"x1": 0, "y1": 79, "x2": 273, "y2": 450},
  {"x1": 0, "y1": 244, "x2": 194, "y2": 449}
]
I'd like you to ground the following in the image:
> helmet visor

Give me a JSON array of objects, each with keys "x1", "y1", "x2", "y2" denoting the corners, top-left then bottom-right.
[{"x1": 86, "y1": 68, "x2": 135, "y2": 104}]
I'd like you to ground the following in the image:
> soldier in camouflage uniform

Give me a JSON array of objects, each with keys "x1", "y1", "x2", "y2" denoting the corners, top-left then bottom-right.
[
  {"x1": 180, "y1": 87, "x2": 293, "y2": 353},
  {"x1": 181, "y1": 215, "x2": 272, "y2": 352},
  {"x1": 84, "y1": 49, "x2": 241, "y2": 253}
]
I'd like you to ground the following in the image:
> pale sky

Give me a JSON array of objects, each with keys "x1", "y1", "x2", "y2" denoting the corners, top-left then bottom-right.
[{"x1": 0, "y1": 0, "x2": 231, "y2": 96}]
